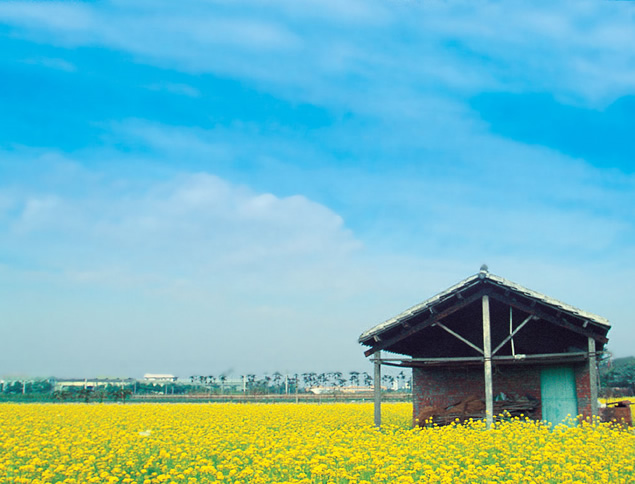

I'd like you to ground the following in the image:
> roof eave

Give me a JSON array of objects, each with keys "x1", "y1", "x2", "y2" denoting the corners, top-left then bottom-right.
[
  {"x1": 358, "y1": 273, "x2": 482, "y2": 344},
  {"x1": 358, "y1": 271, "x2": 610, "y2": 347}
]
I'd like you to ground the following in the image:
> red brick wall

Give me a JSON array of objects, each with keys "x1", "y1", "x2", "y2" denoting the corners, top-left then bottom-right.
[
  {"x1": 575, "y1": 364, "x2": 592, "y2": 418},
  {"x1": 413, "y1": 366, "x2": 488, "y2": 416},
  {"x1": 413, "y1": 363, "x2": 593, "y2": 424}
]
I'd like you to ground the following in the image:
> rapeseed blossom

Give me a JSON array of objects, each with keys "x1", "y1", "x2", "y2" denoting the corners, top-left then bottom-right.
[{"x1": 0, "y1": 403, "x2": 634, "y2": 483}]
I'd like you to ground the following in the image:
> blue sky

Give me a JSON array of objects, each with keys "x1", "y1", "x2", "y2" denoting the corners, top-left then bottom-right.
[{"x1": 1, "y1": 0, "x2": 634, "y2": 378}]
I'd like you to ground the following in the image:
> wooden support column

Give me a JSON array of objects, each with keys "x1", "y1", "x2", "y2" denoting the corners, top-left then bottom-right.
[
  {"x1": 482, "y1": 295, "x2": 493, "y2": 429},
  {"x1": 588, "y1": 337, "x2": 598, "y2": 420},
  {"x1": 374, "y1": 350, "x2": 382, "y2": 429}
]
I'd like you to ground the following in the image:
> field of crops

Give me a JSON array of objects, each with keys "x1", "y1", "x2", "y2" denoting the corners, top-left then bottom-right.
[{"x1": 1, "y1": 402, "x2": 634, "y2": 484}]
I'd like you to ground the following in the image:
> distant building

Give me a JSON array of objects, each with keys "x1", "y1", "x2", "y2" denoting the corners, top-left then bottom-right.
[
  {"x1": 308, "y1": 386, "x2": 385, "y2": 395},
  {"x1": 143, "y1": 374, "x2": 177, "y2": 382},
  {"x1": 53, "y1": 378, "x2": 134, "y2": 391}
]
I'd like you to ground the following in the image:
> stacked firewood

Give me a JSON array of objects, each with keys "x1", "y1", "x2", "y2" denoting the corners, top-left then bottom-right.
[{"x1": 416, "y1": 393, "x2": 540, "y2": 427}]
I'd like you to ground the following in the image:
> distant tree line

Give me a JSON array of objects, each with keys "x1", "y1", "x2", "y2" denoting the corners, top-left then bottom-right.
[
  {"x1": 0, "y1": 379, "x2": 190, "y2": 402},
  {"x1": 188, "y1": 370, "x2": 411, "y2": 395},
  {"x1": 4, "y1": 357, "x2": 635, "y2": 401},
  {"x1": 0, "y1": 370, "x2": 413, "y2": 401},
  {"x1": 1, "y1": 379, "x2": 53, "y2": 395},
  {"x1": 600, "y1": 356, "x2": 635, "y2": 396}
]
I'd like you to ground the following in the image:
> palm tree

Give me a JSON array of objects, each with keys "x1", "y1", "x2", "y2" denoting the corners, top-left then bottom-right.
[
  {"x1": 263, "y1": 375, "x2": 272, "y2": 394},
  {"x1": 397, "y1": 371, "x2": 406, "y2": 390},
  {"x1": 362, "y1": 372, "x2": 373, "y2": 387},
  {"x1": 333, "y1": 372, "x2": 345, "y2": 388},
  {"x1": 302, "y1": 372, "x2": 316, "y2": 390},
  {"x1": 382, "y1": 374, "x2": 395, "y2": 390},
  {"x1": 246, "y1": 374, "x2": 256, "y2": 394},
  {"x1": 207, "y1": 375, "x2": 216, "y2": 393},
  {"x1": 349, "y1": 371, "x2": 360, "y2": 387},
  {"x1": 272, "y1": 372, "x2": 283, "y2": 394},
  {"x1": 317, "y1": 373, "x2": 328, "y2": 388}
]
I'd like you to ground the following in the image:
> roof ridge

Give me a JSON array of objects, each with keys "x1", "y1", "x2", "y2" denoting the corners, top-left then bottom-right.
[{"x1": 359, "y1": 271, "x2": 609, "y2": 344}]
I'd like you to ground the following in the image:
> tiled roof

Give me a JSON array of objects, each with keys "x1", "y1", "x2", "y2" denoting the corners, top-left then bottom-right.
[{"x1": 359, "y1": 270, "x2": 609, "y2": 344}]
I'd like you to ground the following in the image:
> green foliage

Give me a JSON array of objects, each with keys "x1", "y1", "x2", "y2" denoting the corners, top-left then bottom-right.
[
  {"x1": 2, "y1": 379, "x2": 53, "y2": 395},
  {"x1": 600, "y1": 357, "x2": 635, "y2": 394}
]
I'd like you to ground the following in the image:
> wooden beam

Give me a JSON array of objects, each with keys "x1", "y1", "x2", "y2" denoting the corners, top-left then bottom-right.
[
  {"x1": 379, "y1": 352, "x2": 591, "y2": 367},
  {"x1": 379, "y1": 356, "x2": 484, "y2": 363},
  {"x1": 494, "y1": 351, "x2": 588, "y2": 360},
  {"x1": 488, "y1": 292, "x2": 608, "y2": 344},
  {"x1": 374, "y1": 351, "x2": 381, "y2": 429},
  {"x1": 364, "y1": 290, "x2": 486, "y2": 357},
  {"x1": 379, "y1": 352, "x2": 590, "y2": 363},
  {"x1": 482, "y1": 294, "x2": 494, "y2": 430},
  {"x1": 492, "y1": 314, "x2": 533, "y2": 355},
  {"x1": 588, "y1": 338, "x2": 598, "y2": 420},
  {"x1": 435, "y1": 321, "x2": 484, "y2": 354}
]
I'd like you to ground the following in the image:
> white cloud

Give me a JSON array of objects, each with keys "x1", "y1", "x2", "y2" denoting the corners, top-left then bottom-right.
[
  {"x1": 2, "y1": 1, "x2": 634, "y2": 107},
  {"x1": 1, "y1": 1, "x2": 634, "y2": 373},
  {"x1": 3, "y1": 161, "x2": 360, "y2": 280},
  {"x1": 108, "y1": 119, "x2": 231, "y2": 161},
  {"x1": 103, "y1": 117, "x2": 635, "y2": 263},
  {"x1": 267, "y1": 0, "x2": 391, "y2": 25},
  {"x1": 0, "y1": 153, "x2": 381, "y2": 376},
  {"x1": 15, "y1": 195, "x2": 63, "y2": 232},
  {"x1": 0, "y1": 2, "x2": 94, "y2": 32},
  {"x1": 1, "y1": 145, "x2": 634, "y2": 374},
  {"x1": 22, "y1": 57, "x2": 76, "y2": 72},
  {"x1": 144, "y1": 82, "x2": 200, "y2": 97}
]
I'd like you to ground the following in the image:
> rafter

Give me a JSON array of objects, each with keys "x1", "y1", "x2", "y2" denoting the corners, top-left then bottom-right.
[{"x1": 488, "y1": 292, "x2": 608, "y2": 344}]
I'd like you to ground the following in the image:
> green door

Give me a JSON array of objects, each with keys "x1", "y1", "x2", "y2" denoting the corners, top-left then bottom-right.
[{"x1": 541, "y1": 366, "x2": 577, "y2": 425}]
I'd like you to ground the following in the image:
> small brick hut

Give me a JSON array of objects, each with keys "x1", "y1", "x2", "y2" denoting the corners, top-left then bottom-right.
[{"x1": 358, "y1": 267, "x2": 611, "y2": 428}]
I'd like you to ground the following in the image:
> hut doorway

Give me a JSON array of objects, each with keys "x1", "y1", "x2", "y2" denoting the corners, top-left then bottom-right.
[{"x1": 540, "y1": 366, "x2": 578, "y2": 424}]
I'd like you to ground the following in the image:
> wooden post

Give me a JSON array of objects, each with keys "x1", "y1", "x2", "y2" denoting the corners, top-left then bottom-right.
[
  {"x1": 588, "y1": 337, "x2": 598, "y2": 420},
  {"x1": 374, "y1": 350, "x2": 382, "y2": 429},
  {"x1": 482, "y1": 295, "x2": 493, "y2": 429}
]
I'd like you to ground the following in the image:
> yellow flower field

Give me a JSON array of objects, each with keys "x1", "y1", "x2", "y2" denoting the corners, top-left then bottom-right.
[{"x1": 1, "y1": 402, "x2": 634, "y2": 484}]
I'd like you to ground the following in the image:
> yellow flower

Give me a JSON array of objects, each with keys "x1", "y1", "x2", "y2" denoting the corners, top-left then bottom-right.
[{"x1": 1, "y1": 402, "x2": 634, "y2": 483}]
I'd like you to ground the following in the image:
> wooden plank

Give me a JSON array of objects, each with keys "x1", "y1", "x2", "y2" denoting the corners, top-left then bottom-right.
[
  {"x1": 482, "y1": 294, "x2": 493, "y2": 430},
  {"x1": 488, "y1": 292, "x2": 608, "y2": 344},
  {"x1": 381, "y1": 351, "x2": 589, "y2": 368},
  {"x1": 494, "y1": 352, "x2": 588, "y2": 360},
  {"x1": 364, "y1": 290, "x2": 486, "y2": 357},
  {"x1": 379, "y1": 356, "x2": 484, "y2": 362},
  {"x1": 380, "y1": 352, "x2": 589, "y2": 364},
  {"x1": 381, "y1": 352, "x2": 590, "y2": 368}
]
